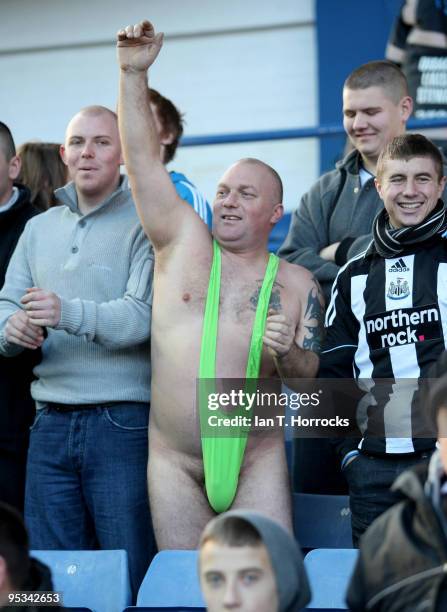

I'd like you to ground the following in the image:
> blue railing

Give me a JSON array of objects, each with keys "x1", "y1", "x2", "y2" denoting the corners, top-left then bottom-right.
[{"x1": 181, "y1": 118, "x2": 447, "y2": 147}]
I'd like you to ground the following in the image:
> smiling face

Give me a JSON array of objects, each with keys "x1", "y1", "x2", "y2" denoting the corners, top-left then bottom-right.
[
  {"x1": 200, "y1": 542, "x2": 278, "y2": 612},
  {"x1": 343, "y1": 86, "x2": 412, "y2": 172},
  {"x1": 60, "y1": 109, "x2": 122, "y2": 209},
  {"x1": 375, "y1": 156, "x2": 446, "y2": 228},
  {"x1": 212, "y1": 160, "x2": 283, "y2": 251}
]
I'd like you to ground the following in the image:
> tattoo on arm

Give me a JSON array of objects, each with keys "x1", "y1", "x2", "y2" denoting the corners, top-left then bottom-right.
[{"x1": 302, "y1": 277, "x2": 325, "y2": 354}]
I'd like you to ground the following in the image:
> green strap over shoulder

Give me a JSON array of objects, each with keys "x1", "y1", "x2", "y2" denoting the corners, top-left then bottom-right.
[{"x1": 199, "y1": 239, "x2": 279, "y2": 513}]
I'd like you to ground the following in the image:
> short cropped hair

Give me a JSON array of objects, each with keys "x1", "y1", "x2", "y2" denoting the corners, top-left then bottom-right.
[
  {"x1": 65, "y1": 106, "x2": 118, "y2": 144},
  {"x1": 0, "y1": 122, "x2": 16, "y2": 161},
  {"x1": 200, "y1": 515, "x2": 262, "y2": 548},
  {"x1": 149, "y1": 89, "x2": 184, "y2": 164},
  {"x1": 376, "y1": 133, "x2": 444, "y2": 180},
  {"x1": 344, "y1": 60, "x2": 409, "y2": 104},
  {"x1": 0, "y1": 503, "x2": 30, "y2": 589},
  {"x1": 77, "y1": 105, "x2": 117, "y2": 122},
  {"x1": 238, "y1": 157, "x2": 283, "y2": 203}
]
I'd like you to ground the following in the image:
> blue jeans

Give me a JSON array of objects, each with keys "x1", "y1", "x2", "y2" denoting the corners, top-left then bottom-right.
[
  {"x1": 25, "y1": 402, "x2": 155, "y2": 599},
  {"x1": 343, "y1": 451, "x2": 431, "y2": 546}
]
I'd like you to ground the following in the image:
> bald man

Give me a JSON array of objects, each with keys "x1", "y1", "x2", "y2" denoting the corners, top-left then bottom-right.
[
  {"x1": 0, "y1": 106, "x2": 155, "y2": 597},
  {"x1": 117, "y1": 21, "x2": 324, "y2": 549}
]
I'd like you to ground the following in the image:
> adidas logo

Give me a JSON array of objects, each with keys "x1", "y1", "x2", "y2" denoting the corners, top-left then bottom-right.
[{"x1": 388, "y1": 258, "x2": 410, "y2": 273}]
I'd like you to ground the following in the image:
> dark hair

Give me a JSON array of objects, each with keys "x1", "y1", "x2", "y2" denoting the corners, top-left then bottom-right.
[
  {"x1": 344, "y1": 60, "x2": 409, "y2": 104},
  {"x1": 0, "y1": 122, "x2": 16, "y2": 161},
  {"x1": 149, "y1": 89, "x2": 184, "y2": 164},
  {"x1": 376, "y1": 133, "x2": 444, "y2": 180},
  {"x1": 18, "y1": 142, "x2": 67, "y2": 210},
  {"x1": 0, "y1": 503, "x2": 30, "y2": 589},
  {"x1": 200, "y1": 515, "x2": 262, "y2": 548},
  {"x1": 238, "y1": 157, "x2": 283, "y2": 203}
]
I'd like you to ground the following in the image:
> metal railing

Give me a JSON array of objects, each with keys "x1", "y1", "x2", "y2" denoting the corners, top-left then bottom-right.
[{"x1": 180, "y1": 117, "x2": 447, "y2": 147}]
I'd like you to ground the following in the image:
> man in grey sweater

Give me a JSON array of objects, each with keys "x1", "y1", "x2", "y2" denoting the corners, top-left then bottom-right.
[{"x1": 0, "y1": 106, "x2": 154, "y2": 598}]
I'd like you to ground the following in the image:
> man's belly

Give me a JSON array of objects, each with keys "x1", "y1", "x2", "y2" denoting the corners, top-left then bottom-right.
[{"x1": 149, "y1": 320, "x2": 276, "y2": 457}]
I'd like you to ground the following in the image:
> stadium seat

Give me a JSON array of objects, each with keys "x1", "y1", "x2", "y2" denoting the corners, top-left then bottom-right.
[
  {"x1": 131, "y1": 550, "x2": 205, "y2": 610},
  {"x1": 293, "y1": 493, "x2": 353, "y2": 549},
  {"x1": 30, "y1": 549, "x2": 131, "y2": 612},
  {"x1": 269, "y1": 212, "x2": 291, "y2": 252},
  {"x1": 304, "y1": 548, "x2": 358, "y2": 610}
]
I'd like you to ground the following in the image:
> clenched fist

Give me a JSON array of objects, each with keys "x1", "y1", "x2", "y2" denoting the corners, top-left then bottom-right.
[{"x1": 117, "y1": 20, "x2": 164, "y2": 72}]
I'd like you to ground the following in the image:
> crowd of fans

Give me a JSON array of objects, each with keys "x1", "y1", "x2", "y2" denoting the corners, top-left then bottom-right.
[{"x1": 1, "y1": 9, "x2": 447, "y2": 611}]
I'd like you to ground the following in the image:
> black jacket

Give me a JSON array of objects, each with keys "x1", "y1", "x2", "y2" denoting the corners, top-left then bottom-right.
[
  {"x1": 0, "y1": 185, "x2": 40, "y2": 444},
  {"x1": 347, "y1": 460, "x2": 447, "y2": 611}
]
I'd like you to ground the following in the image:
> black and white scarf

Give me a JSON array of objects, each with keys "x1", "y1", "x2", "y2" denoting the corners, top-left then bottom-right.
[{"x1": 373, "y1": 199, "x2": 447, "y2": 258}]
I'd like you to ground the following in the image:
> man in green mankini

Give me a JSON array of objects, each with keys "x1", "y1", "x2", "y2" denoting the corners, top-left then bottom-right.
[{"x1": 116, "y1": 20, "x2": 323, "y2": 549}]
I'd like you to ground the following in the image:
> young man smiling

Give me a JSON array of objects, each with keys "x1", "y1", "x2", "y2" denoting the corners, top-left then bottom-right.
[
  {"x1": 0, "y1": 106, "x2": 155, "y2": 598},
  {"x1": 279, "y1": 60, "x2": 415, "y2": 302},
  {"x1": 320, "y1": 134, "x2": 447, "y2": 543}
]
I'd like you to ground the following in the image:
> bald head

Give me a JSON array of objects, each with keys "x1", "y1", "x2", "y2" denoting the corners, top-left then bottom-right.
[
  {"x1": 236, "y1": 158, "x2": 283, "y2": 204},
  {"x1": 65, "y1": 106, "x2": 119, "y2": 143}
]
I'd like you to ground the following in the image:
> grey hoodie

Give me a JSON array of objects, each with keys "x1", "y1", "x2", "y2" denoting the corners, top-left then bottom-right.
[{"x1": 202, "y1": 511, "x2": 311, "y2": 611}]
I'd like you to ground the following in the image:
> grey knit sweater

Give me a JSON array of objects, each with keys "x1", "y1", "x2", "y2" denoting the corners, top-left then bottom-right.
[{"x1": 0, "y1": 179, "x2": 153, "y2": 404}]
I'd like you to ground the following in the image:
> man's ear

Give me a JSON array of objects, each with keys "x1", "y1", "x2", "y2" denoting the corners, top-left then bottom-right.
[
  {"x1": 159, "y1": 129, "x2": 175, "y2": 146},
  {"x1": 270, "y1": 203, "x2": 284, "y2": 225},
  {"x1": 8, "y1": 155, "x2": 21, "y2": 181},
  {"x1": 374, "y1": 177, "x2": 383, "y2": 199},
  {"x1": 400, "y1": 95, "x2": 413, "y2": 123},
  {"x1": 59, "y1": 145, "x2": 68, "y2": 166}
]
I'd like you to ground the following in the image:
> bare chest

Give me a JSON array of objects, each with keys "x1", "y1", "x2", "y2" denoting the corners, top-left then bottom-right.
[{"x1": 176, "y1": 261, "x2": 286, "y2": 326}]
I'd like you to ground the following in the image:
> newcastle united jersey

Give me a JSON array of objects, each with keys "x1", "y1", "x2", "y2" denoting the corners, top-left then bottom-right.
[{"x1": 321, "y1": 238, "x2": 447, "y2": 455}]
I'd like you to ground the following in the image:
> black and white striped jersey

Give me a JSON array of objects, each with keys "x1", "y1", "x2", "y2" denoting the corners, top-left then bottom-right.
[{"x1": 320, "y1": 238, "x2": 447, "y2": 456}]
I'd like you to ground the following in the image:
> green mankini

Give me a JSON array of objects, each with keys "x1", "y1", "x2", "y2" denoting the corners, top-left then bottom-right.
[{"x1": 199, "y1": 240, "x2": 280, "y2": 513}]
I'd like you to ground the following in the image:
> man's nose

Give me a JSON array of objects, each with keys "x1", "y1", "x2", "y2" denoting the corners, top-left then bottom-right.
[
  {"x1": 403, "y1": 179, "x2": 417, "y2": 196},
  {"x1": 223, "y1": 578, "x2": 240, "y2": 609},
  {"x1": 222, "y1": 190, "x2": 238, "y2": 207},
  {"x1": 352, "y1": 113, "x2": 367, "y2": 130},
  {"x1": 81, "y1": 142, "x2": 95, "y2": 157}
]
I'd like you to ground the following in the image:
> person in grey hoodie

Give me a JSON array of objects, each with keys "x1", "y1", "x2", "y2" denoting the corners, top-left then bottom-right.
[{"x1": 199, "y1": 510, "x2": 311, "y2": 612}]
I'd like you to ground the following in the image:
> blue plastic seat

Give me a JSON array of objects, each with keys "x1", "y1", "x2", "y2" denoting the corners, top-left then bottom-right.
[
  {"x1": 30, "y1": 549, "x2": 131, "y2": 612},
  {"x1": 132, "y1": 550, "x2": 205, "y2": 610},
  {"x1": 293, "y1": 493, "x2": 353, "y2": 549},
  {"x1": 305, "y1": 548, "x2": 358, "y2": 610}
]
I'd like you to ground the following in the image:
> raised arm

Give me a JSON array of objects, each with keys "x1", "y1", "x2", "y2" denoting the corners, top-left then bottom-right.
[{"x1": 117, "y1": 20, "x2": 198, "y2": 251}]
